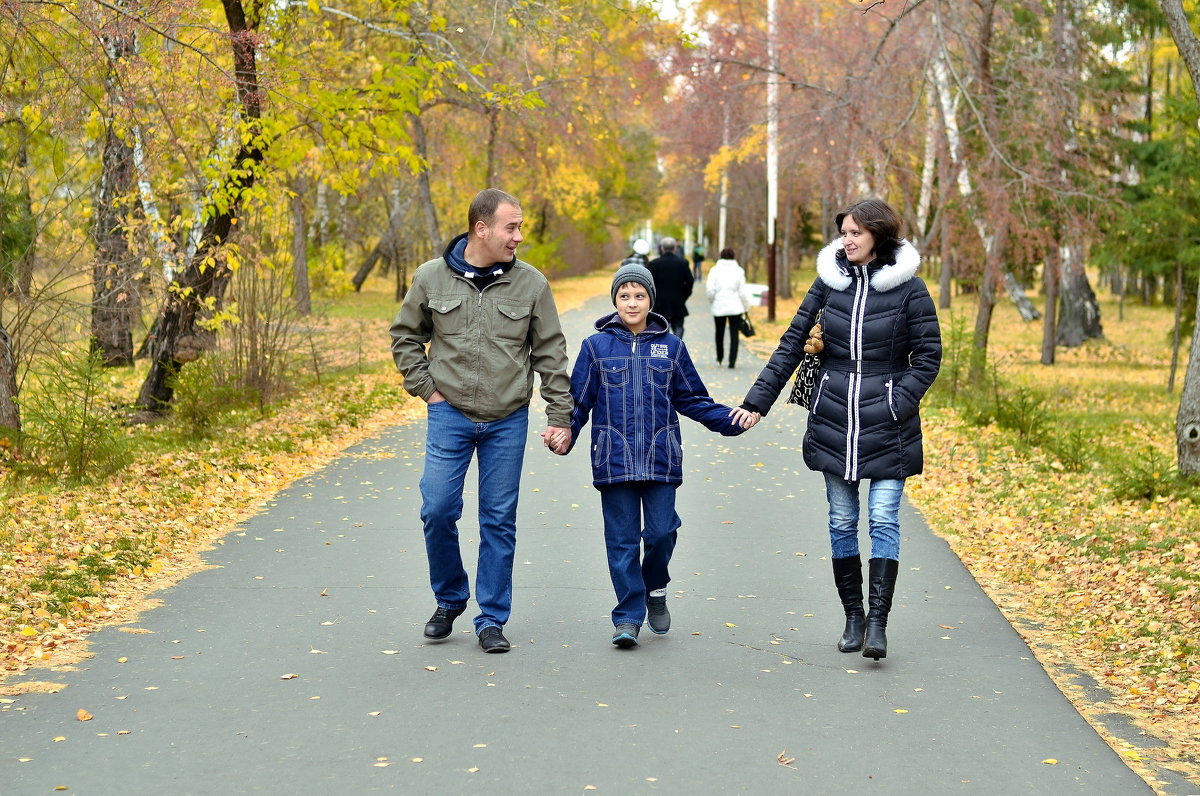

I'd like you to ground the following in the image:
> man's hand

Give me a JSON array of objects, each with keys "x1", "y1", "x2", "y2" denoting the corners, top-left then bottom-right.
[
  {"x1": 427, "y1": 390, "x2": 446, "y2": 404},
  {"x1": 542, "y1": 425, "x2": 571, "y2": 454},
  {"x1": 729, "y1": 407, "x2": 761, "y2": 429}
]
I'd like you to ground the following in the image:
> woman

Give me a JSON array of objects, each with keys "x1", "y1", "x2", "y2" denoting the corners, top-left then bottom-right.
[
  {"x1": 732, "y1": 199, "x2": 941, "y2": 661},
  {"x1": 705, "y1": 247, "x2": 752, "y2": 368}
]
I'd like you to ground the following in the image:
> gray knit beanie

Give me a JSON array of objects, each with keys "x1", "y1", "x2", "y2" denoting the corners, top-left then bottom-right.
[{"x1": 611, "y1": 263, "x2": 656, "y2": 308}]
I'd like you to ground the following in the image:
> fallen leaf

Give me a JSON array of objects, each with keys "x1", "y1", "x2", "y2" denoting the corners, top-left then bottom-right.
[
  {"x1": 411, "y1": 757, "x2": 423, "y2": 763},
  {"x1": 368, "y1": 712, "x2": 381, "y2": 717},
  {"x1": 893, "y1": 709, "x2": 908, "y2": 714},
  {"x1": 380, "y1": 650, "x2": 399, "y2": 655},
  {"x1": 280, "y1": 673, "x2": 299, "y2": 680},
  {"x1": 53, "y1": 736, "x2": 66, "y2": 742},
  {"x1": 468, "y1": 766, "x2": 480, "y2": 773},
  {"x1": 17, "y1": 758, "x2": 32, "y2": 763},
  {"x1": 117, "y1": 658, "x2": 128, "y2": 664},
  {"x1": 76, "y1": 709, "x2": 93, "y2": 721},
  {"x1": 424, "y1": 665, "x2": 438, "y2": 672},
  {"x1": 1042, "y1": 759, "x2": 1059, "y2": 765},
  {"x1": 319, "y1": 588, "x2": 329, "y2": 597},
  {"x1": 725, "y1": 623, "x2": 737, "y2": 628}
]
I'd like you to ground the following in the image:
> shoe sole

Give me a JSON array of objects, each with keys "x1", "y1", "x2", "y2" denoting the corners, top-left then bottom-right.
[
  {"x1": 482, "y1": 645, "x2": 510, "y2": 653},
  {"x1": 647, "y1": 625, "x2": 669, "y2": 635},
  {"x1": 612, "y1": 634, "x2": 638, "y2": 648}
]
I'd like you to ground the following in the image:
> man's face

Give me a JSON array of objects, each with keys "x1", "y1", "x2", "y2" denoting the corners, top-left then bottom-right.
[{"x1": 476, "y1": 202, "x2": 524, "y2": 264}]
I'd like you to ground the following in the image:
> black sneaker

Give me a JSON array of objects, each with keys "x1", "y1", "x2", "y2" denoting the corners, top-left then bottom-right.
[
  {"x1": 612, "y1": 623, "x2": 640, "y2": 648},
  {"x1": 423, "y1": 606, "x2": 465, "y2": 640},
  {"x1": 646, "y1": 595, "x2": 671, "y2": 634},
  {"x1": 478, "y1": 626, "x2": 511, "y2": 653}
]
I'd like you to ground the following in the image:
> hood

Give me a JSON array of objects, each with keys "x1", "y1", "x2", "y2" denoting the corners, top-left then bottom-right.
[
  {"x1": 594, "y1": 311, "x2": 671, "y2": 338},
  {"x1": 816, "y1": 239, "x2": 921, "y2": 293},
  {"x1": 442, "y1": 232, "x2": 515, "y2": 279}
]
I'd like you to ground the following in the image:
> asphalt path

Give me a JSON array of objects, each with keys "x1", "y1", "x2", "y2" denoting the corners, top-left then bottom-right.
[{"x1": 0, "y1": 294, "x2": 1167, "y2": 794}]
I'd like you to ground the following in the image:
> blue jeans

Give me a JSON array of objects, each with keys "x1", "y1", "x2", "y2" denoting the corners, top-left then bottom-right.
[
  {"x1": 823, "y1": 474, "x2": 905, "y2": 561},
  {"x1": 598, "y1": 482, "x2": 680, "y2": 626},
  {"x1": 419, "y1": 402, "x2": 528, "y2": 633}
]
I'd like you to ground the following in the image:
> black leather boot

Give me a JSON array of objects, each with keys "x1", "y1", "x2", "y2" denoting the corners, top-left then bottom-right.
[
  {"x1": 862, "y1": 558, "x2": 899, "y2": 660},
  {"x1": 831, "y1": 555, "x2": 865, "y2": 652}
]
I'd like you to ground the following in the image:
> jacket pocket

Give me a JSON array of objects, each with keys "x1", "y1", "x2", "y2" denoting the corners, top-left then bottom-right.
[
  {"x1": 647, "y1": 361, "x2": 673, "y2": 389},
  {"x1": 494, "y1": 303, "x2": 532, "y2": 341},
  {"x1": 600, "y1": 363, "x2": 629, "y2": 387},
  {"x1": 429, "y1": 297, "x2": 465, "y2": 335}
]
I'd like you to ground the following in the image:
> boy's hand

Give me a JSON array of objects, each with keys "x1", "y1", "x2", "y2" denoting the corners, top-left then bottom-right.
[
  {"x1": 729, "y1": 407, "x2": 761, "y2": 430},
  {"x1": 543, "y1": 426, "x2": 571, "y2": 454}
]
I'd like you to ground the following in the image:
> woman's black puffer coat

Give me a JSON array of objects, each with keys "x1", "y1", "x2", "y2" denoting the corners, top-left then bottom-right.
[{"x1": 743, "y1": 240, "x2": 941, "y2": 481}]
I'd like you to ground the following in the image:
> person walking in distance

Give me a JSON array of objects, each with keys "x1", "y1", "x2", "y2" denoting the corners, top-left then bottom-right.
[
  {"x1": 646, "y1": 237, "x2": 694, "y2": 338},
  {"x1": 390, "y1": 188, "x2": 573, "y2": 654},
  {"x1": 622, "y1": 238, "x2": 651, "y2": 268},
  {"x1": 549, "y1": 263, "x2": 753, "y2": 648},
  {"x1": 731, "y1": 199, "x2": 941, "y2": 661},
  {"x1": 705, "y1": 247, "x2": 752, "y2": 368}
]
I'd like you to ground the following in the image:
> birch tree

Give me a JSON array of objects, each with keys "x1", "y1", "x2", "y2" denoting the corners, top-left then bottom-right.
[{"x1": 1158, "y1": 0, "x2": 1200, "y2": 474}]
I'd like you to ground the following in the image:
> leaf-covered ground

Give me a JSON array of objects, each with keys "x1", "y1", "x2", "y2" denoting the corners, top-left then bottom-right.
[{"x1": 2, "y1": 269, "x2": 1197, "y2": 790}]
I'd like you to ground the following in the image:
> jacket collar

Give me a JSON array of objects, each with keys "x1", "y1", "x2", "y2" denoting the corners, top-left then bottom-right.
[
  {"x1": 815, "y1": 239, "x2": 921, "y2": 293},
  {"x1": 595, "y1": 311, "x2": 671, "y2": 338}
]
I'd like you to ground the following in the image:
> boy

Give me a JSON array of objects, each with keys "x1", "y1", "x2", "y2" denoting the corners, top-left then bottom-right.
[{"x1": 550, "y1": 263, "x2": 755, "y2": 648}]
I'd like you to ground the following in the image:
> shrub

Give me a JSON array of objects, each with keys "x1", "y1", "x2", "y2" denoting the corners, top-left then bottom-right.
[{"x1": 17, "y1": 349, "x2": 134, "y2": 482}]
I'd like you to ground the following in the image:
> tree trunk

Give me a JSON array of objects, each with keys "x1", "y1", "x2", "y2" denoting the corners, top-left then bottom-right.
[
  {"x1": 291, "y1": 175, "x2": 311, "y2": 316},
  {"x1": 1041, "y1": 247, "x2": 1060, "y2": 365},
  {"x1": 0, "y1": 322, "x2": 19, "y2": 433},
  {"x1": 410, "y1": 112, "x2": 441, "y2": 248},
  {"x1": 1176, "y1": 279, "x2": 1200, "y2": 475},
  {"x1": 352, "y1": 186, "x2": 412, "y2": 291},
  {"x1": 92, "y1": 3, "x2": 141, "y2": 368},
  {"x1": 1159, "y1": 1, "x2": 1200, "y2": 112},
  {"x1": 1056, "y1": 243, "x2": 1103, "y2": 346},
  {"x1": 971, "y1": 220, "x2": 1009, "y2": 375},
  {"x1": 136, "y1": 0, "x2": 265, "y2": 412}
]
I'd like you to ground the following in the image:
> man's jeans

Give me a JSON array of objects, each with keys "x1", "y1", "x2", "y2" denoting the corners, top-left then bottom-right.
[
  {"x1": 598, "y1": 482, "x2": 680, "y2": 626},
  {"x1": 419, "y1": 402, "x2": 528, "y2": 632},
  {"x1": 823, "y1": 474, "x2": 905, "y2": 561}
]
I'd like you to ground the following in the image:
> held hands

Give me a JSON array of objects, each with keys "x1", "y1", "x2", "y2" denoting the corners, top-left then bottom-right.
[
  {"x1": 729, "y1": 407, "x2": 762, "y2": 430},
  {"x1": 542, "y1": 426, "x2": 571, "y2": 455}
]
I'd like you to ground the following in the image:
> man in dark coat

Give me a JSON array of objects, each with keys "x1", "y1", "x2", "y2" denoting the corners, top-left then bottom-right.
[{"x1": 646, "y1": 237, "x2": 694, "y2": 338}]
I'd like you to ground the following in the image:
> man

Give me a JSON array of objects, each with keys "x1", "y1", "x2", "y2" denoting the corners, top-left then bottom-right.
[
  {"x1": 646, "y1": 236, "x2": 694, "y2": 338},
  {"x1": 390, "y1": 188, "x2": 573, "y2": 654}
]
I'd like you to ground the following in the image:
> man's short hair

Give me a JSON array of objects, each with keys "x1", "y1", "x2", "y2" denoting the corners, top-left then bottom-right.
[
  {"x1": 660, "y1": 236, "x2": 677, "y2": 253},
  {"x1": 469, "y1": 189, "x2": 521, "y2": 236}
]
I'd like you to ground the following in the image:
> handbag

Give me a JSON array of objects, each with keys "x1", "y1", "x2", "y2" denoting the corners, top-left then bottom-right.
[
  {"x1": 787, "y1": 289, "x2": 829, "y2": 409},
  {"x1": 738, "y1": 313, "x2": 755, "y2": 337}
]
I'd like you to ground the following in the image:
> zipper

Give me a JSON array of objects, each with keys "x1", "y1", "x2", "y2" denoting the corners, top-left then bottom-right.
[
  {"x1": 886, "y1": 379, "x2": 897, "y2": 421},
  {"x1": 631, "y1": 333, "x2": 643, "y2": 479},
  {"x1": 812, "y1": 372, "x2": 830, "y2": 413}
]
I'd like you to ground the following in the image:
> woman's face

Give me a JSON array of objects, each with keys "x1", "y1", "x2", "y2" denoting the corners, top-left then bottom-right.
[{"x1": 840, "y1": 214, "x2": 875, "y2": 264}]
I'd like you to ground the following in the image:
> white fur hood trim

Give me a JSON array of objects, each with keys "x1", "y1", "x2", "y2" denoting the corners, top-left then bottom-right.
[{"x1": 815, "y1": 239, "x2": 921, "y2": 293}]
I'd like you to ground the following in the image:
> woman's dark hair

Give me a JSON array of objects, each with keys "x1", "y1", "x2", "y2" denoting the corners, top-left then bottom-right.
[
  {"x1": 835, "y1": 198, "x2": 903, "y2": 264},
  {"x1": 719, "y1": 247, "x2": 735, "y2": 260}
]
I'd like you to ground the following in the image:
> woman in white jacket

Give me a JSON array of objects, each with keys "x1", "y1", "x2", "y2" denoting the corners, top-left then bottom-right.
[{"x1": 705, "y1": 248, "x2": 753, "y2": 368}]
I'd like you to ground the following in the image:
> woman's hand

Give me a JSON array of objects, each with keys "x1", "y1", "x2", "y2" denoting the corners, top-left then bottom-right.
[{"x1": 729, "y1": 407, "x2": 762, "y2": 429}]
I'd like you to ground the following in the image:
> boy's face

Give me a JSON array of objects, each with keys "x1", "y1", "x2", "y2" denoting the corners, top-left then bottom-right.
[{"x1": 615, "y1": 282, "x2": 651, "y2": 334}]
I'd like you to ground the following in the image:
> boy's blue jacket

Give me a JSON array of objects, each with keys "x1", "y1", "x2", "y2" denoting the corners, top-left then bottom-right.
[{"x1": 567, "y1": 311, "x2": 745, "y2": 486}]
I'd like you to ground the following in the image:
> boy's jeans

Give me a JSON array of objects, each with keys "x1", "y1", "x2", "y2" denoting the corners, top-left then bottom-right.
[
  {"x1": 598, "y1": 482, "x2": 680, "y2": 626},
  {"x1": 823, "y1": 474, "x2": 905, "y2": 561},
  {"x1": 419, "y1": 402, "x2": 528, "y2": 633}
]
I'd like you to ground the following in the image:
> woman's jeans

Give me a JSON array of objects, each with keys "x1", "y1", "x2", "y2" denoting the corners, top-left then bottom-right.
[
  {"x1": 823, "y1": 474, "x2": 905, "y2": 561},
  {"x1": 598, "y1": 482, "x2": 680, "y2": 625},
  {"x1": 714, "y1": 314, "x2": 740, "y2": 365},
  {"x1": 419, "y1": 402, "x2": 528, "y2": 633}
]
